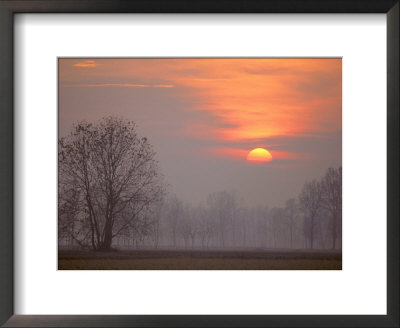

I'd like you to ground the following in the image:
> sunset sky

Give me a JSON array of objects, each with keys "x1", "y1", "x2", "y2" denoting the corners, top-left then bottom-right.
[{"x1": 59, "y1": 58, "x2": 342, "y2": 207}]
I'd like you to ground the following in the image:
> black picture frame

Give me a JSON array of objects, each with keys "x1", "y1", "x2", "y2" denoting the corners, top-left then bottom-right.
[{"x1": 0, "y1": 1, "x2": 398, "y2": 327}]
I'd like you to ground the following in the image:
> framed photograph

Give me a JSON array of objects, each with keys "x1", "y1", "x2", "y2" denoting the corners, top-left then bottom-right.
[
  {"x1": 0, "y1": 0, "x2": 398, "y2": 327},
  {"x1": 57, "y1": 57, "x2": 343, "y2": 271}
]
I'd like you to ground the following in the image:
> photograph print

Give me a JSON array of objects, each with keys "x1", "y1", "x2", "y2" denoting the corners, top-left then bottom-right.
[{"x1": 58, "y1": 58, "x2": 342, "y2": 270}]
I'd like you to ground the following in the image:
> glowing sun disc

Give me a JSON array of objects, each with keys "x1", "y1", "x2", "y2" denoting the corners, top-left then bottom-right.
[{"x1": 247, "y1": 148, "x2": 272, "y2": 162}]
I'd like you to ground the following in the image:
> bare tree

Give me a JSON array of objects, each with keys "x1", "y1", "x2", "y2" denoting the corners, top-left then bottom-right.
[
  {"x1": 321, "y1": 167, "x2": 342, "y2": 249},
  {"x1": 207, "y1": 191, "x2": 237, "y2": 247},
  {"x1": 237, "y1": 207, "x2": 248, "y2": 247},
  {"x1": 251, "y1": 206, "x2": 269, "y2": 248},
  {"x1": 299, "y1": 180, "x2": 322, "y2": 249},
  {"x1": 58, "y1": 184, "x2": 83, "y2": 248},
  {"x1": 58, "y1": 117, "x2": 165, "y2": 251},
  {"x1": 188, "y1": 209, "x2": 198, "y2": 248},
  {"x1": 178, "y1": 204, "x2": 193, "y2": 248},
  {"x1": 149, "y1": 201, "x2": 164, "y2": 248},
  {"x1": 165, "y1": 196, "x2": 183, "y2": 248},
  {"x1": 269, "y1": 207, "x2": 286, "y2": 248},
  {"x1": 285, "y1": 199, "x2": 298, "y2": 249},
  {"x1": 196, "y1": 205, "x2": 215, "y2": 248}
]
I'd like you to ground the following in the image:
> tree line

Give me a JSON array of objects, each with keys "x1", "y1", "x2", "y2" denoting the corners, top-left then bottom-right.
[
  {"x1": 122, "y1": 165, "x2": 341, "y2": 250},
  {"x1": 59, "y1": 117, "x2": 341, "y2": 251}
]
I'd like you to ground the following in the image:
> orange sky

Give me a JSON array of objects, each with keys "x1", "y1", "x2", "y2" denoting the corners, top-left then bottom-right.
[
  {"x1": 59, "y1": 58, "x2": 341, "y2": 162},
  {"x1": 59, "y1": 58, "x2": 342, "y2": 206}
]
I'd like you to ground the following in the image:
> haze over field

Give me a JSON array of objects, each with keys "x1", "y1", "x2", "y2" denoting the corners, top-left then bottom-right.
[{"x1": 59, "y1": 58, "x2": 342, "y2": 208}]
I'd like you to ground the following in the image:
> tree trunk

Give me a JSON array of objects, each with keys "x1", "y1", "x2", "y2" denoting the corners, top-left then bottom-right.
[{"x1": 99, "y1": 218, "x2": 113, "y2": 251}]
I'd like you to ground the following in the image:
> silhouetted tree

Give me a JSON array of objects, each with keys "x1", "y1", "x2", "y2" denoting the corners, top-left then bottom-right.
[
  {"x1": 321, "y1": 167, "x2": 342, "y2": 249},
  {"x1": 285, "y1": 198, "x2": 298, "y2": 248},
  {"x1": 58, "y1": 117, "x2": 165, "y2": 251},
  {"x1": 178, "y1": 204, "x2": 195, "y2": 248},
  {"x1": 165, "y1": 196, "x2": 183, "y2": 248},
  {"x1": 207, "y1": 191, "x2": 237, "y2": 247},
  {"x1": 269, "y1": 207, "x2": 286, "y2": 248},
  {"x1": 299, "y1": 180, "x2": 322, "y2": 249}
]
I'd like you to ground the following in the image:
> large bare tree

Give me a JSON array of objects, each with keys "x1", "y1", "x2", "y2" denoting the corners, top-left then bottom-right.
[{"x1": 58, "y1": 117, "x2": 165, "y2": 251}]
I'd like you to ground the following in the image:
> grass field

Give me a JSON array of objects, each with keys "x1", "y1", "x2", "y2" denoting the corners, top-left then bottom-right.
[{"x1": 58, "y1": 249, "x2": 342, "y2": 270}]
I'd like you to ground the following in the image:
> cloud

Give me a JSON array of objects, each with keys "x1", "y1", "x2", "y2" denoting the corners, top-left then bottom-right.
[
  {"x1": 153, "y1": 84, "x2": 175, "y2": 88},
  {"x1": 73, "y1": 60, "x2": 97, "y2": 68},
  {"x1": 61, "y1": 83, "x2": 174, "y2": 88},
  {"x1": 177, "y1": 59, "x2": 341, "y2": 142}
]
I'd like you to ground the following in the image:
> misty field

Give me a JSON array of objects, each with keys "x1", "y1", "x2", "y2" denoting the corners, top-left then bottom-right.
[{"x1": 58, "y1": 249, "x2": 342, "y2": 270}]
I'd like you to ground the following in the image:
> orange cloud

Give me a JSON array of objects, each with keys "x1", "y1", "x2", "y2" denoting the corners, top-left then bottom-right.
[
  {"x1": 153, "y1": 84, "x2": 175, "y2": 88},
  {"x1": 172, "y1": 59, "x2": 341, "y2": 142},
  {"x1": 61, "y1": 83, "x2": 174, "y2": 88},
  {"x1": 73, "y1": 60, "x2": 97, "y2": 68}
]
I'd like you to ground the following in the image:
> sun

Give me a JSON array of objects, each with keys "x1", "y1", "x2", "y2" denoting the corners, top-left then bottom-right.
[{"x1": 246, "y1": 148, "x2": 272, "y2": 163}]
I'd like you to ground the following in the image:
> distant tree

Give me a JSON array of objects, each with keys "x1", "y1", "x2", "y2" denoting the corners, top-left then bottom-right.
[
  {"x1": 58, "y1": 184, "x2": 81, "y2": 247},
  {"x1": 285, "y1": 198, "x2": 298, "y2": 249},
  {"x1": 237, "y1": 207, "x2": 249, "y2": 247},
  {"x1": 207, "y1": 191, "x2": 237, "y2": 247},
  {"x1": 188, "y1": 209, "x2": 198, "y2": 248},
  {"x1": 321, "y1": 167, "x2": 342, "y2": 249},
  {"x1": 269, "y1": 207, "x2": 286, "y2": 248},
  {"x1": 251, "y1": 206, "x2": 269, "y2": 248},
  {"x1": 178, "y1": 204, "x2": 195, "y2": 248},
  {"x1": 299, "y1": 180, "x2": 323, "y2": 249},
  {"x1": 196, "y1": 205, "x2": 215, "y2": 248},
  {"x1": 165, "y1": 196, "x2": 183, "y2": 248},
  {"x1": 58, "y1": 117, "x2": 165, "y2": 251},
  {"x1": 149, "y1": 201, "x2": 164, "y2": 248}
]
